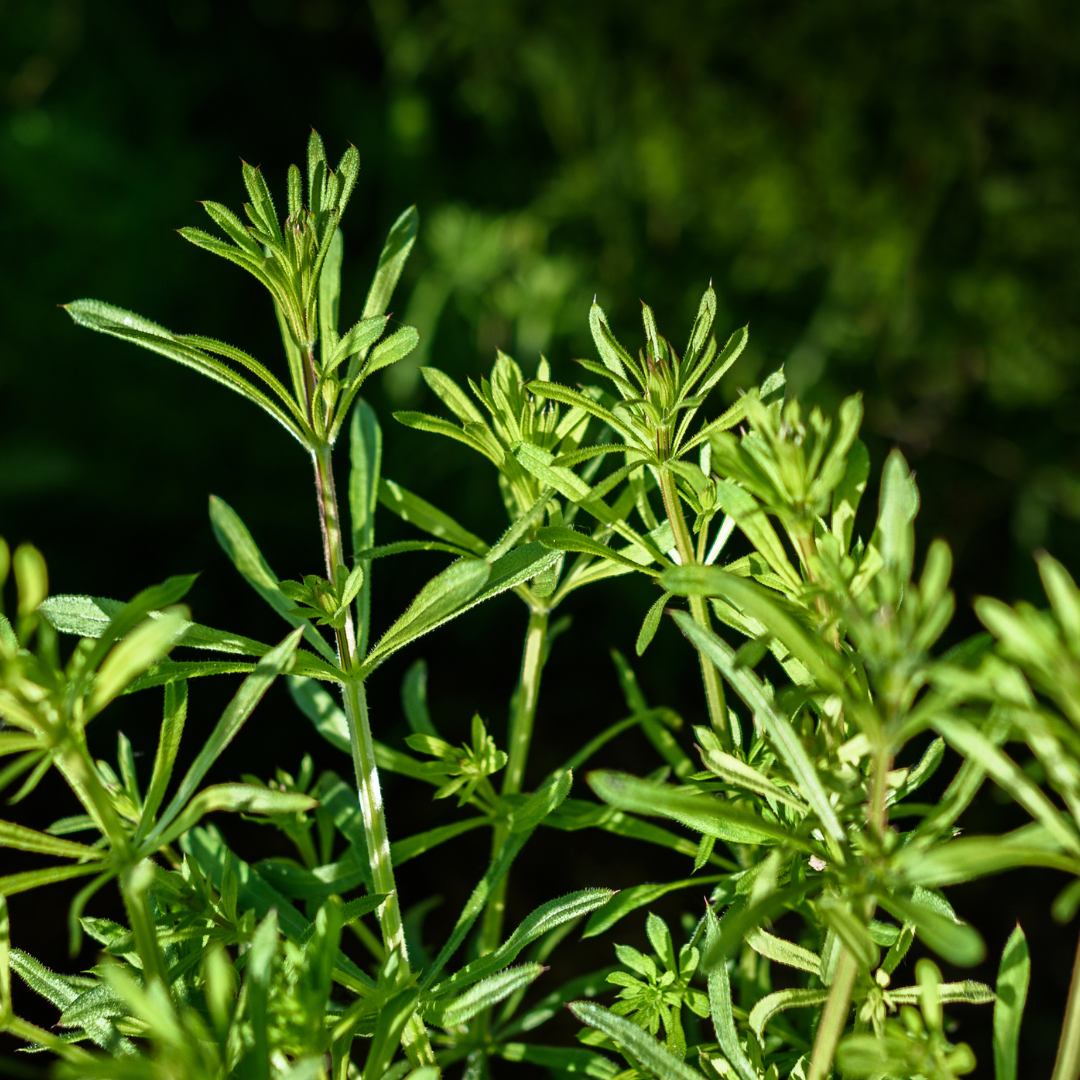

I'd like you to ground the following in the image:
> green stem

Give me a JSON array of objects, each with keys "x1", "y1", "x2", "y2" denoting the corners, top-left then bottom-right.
[
  {"x1": 658, "y1": 469, "x2": 730, "y2": 747},
  {"x1": 480, "y1": 608, "x2": 550, "y2": 955},
  {"x1": 312, "y1": 441, "x2": 437, "y2": 1070},
  {"x1": 1053, "y1": 925, "x2": 1080, "y2": 1080},
  {"x1": 807, "y1": 948, "x2": 857, "y2": 1080}
]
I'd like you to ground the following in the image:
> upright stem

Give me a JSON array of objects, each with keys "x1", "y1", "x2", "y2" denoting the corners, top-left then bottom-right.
[
  {"x1": 480, "y1": 608, "x2": 550, "y2": 954},
  {"x1": 311, "y1": 442, "x2": 436, "y2": 1070},
  {"x1": 807, "y1": 949, "x2": 857, "y2": 1080},
  {"x1": 658, "y1": 470, "x2": 730, "y2": 747},
  {"x1": 1053, "y1": 926, "x2": 1080, "y2": 1080}
]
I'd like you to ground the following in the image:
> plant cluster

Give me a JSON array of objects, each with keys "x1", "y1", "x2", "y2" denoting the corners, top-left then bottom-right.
[{"x1": 2, "y1": 133, "x2": 1078, "y2": 1080}]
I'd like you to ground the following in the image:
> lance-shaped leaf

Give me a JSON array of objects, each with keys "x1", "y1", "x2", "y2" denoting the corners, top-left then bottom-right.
[
  {"x1": 325, "y1": 315, "x2": 388, "y2": 374},
  {"x1": 994, "y1": 925, "x2": 1029, "y2": 1080},
  {"x1": 428, "y1": 964, "x2": 545, "y2": 1028},
  {"x1": 360, "y1": 543, "x2": 560, "y2": 677},
  {"x1": 749, "y1": 988, "x2": 829, "y2": 1042},
  {"x1": 587, "y1": 770, "x2": 801, "y2": 848},
  {"x1": 350, "y1": 400, "x2": 382, "y2": 658},
  {"x1": 583, "y1": 875, "x2": 726, "y2": 940},
  {"x1": 88, "y1": 607, "x2": 189, "y2": 717},
  {"x1": 209, "y1": 496, "x2": 338, "y2": 663},
  {"x1": 154, "y1": 784, "x2": 317, "y2": 848},
  {"x1": 671, "y1": 612, "x2": 846, "y2": 851},
  {"x1": 568, "y1": 1001, "x2": 707, "y2": 1080},
  {"x1": 745, "y1": 927, "x2": 822, "y2": 976},
  {"x1": 378, "y1": 478, "x2": 489, "y2": 556},
  {"x1": 497, "y1": 1043, "x2": 618, "y2": 1079},
  {"x1": 877, "y1": 889, "x2": 985, "y2": 967},
  {"x1": 147, "y1": 629, "x2": 302, "y2": 845},
  {"x1": 934, "y1": 714, "x2": 1080, "y2": 857},
  {"x1": 897, "y1": 825, "x2": 1080, "y2": 886},
  {"x1": 537, "y1": 526, "x2": 662, "y2": 577},
  {"x1": 430, "y1": 887, "x2": 613, "y2": 999},
  {"x1": 363, "y1": 206, "x2": 419, "y2": 321},
  {"x1": 255, "y1": 854, "x2": 369, "y2": 900},
  {"x1": 64, "y1": 300, "x2": 306, "y2": 444},
  {"x1": 0, "y1": 863, "x2": 103, "y2": 897},
  {"x1": 363, "y1": 557, "x2": 490, "y2": 669},
  {"x1": 667, "y1": 574, "x2": 843, "y2": 692},
  {"x1": 0, "y1": 820, "x2": 103, "y2": 861},
  {"x1": 701, "y1": 903, "x2": 759, "y2": 1080},
  {"x1": 362, "y1": 984, "x2": 420, "y2": 1080}
]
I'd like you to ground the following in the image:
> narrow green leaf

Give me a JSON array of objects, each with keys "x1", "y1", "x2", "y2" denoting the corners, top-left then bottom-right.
[
  {"x1": 636, "y1": 591, "x2": 672, "y2": 655},
  {"x1": 402, "y1": 659, "x2": 437, "y2": 736},
  {"x1": 749, "y1": 988, "x2": 829, "y2": 1042},
  {"x1": 587, "y1": 770, "x2": 798, "y2": 847},
  {"x1": 508, "y1": 769, "x2": 574, "y2": 834},
  {"x1": 149, "y1": 629, "x2": 302, "y2": 843},
  {"x1": 701, "y1": 903, "x2": 760, "y2": 1080},
  {"x1": 420, "y1": 366, "x2": 486, "y2": 425},
  {"x1": 208, "y1": 495, "x2": 337, "y2": 663},
  {"x1": 831, "y1": 439, "x2": 870, "y2": 554},
  {"x1": 378, "y1": 478, "x2": 489, "y2": 556},
  {"x1": 431, "y1": 887, "x2": 613, "y2": 999},
  {"x1": 878, "y1": 889, "x2": 985, "y2": 967},
  {"x1": 496, "y1": 1043, "x2": 618, "y2": 1079},
  {"x1": 255, "y1": 855, "x2": 370, "y2": 901},
  {"x1": 363, "y1": 557, "x2": 490, "y2": 668},
  {"x1": 994, "y1": 925, "x2": 1029, "y2": 1080},
  {"x1": 569, "y1": 1001, "x2": 706, "y2": 1080},
  {"x1": 537, "y1": 525, "x2": 661, "y2": 577},
  {"x1": 0, "y1": 863, "x2": 102, "y2": 897},
  {"x1": 428, "y1": 964, "x2": 545, "y2": 1028},
  {"x1": 363, "y1": 206, "x2": 419, "y2": 321},
  {"x1": 582, "y1": 876, "x2": 725, "y2": 939},
  {"x1": 350, "y1": 400, "x2": 382, "y2": 658},
  {"x1": 671, "y1": 612, "x2": 845, "y2": 850},
  {"x1": 934, "y1": 714, "x2": 1080, "y2": 857},
  {"x1": 318, "y1": 226, "x2": 343, "y2": 348},
  {"x1": 391, "y1": 815, "x2": 494, "y2": 866},
  {"x1": 0, "y1": 820, "x2": 103, "y2": 861},
  {"x1": 155, "y1": 784, "x2": 317, "y2": 848},
  {"x1": 362, "y1": 984, "x2": 419, "y2": 1080},
  {"x1": 364, "y1": 325, "x2": 419, "y2": 376},
  {"x1": 873, "y1": 448, "x2": 920, "y2": 585},
  {"x1": 745, "y1": 926, "x2": 822, "y2": 976}
]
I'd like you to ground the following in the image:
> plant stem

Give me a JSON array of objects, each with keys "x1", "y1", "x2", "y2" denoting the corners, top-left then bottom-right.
[
  {"x1": 658, "y1": 469, "x2": 730, "y2": 747},
  {"x1": 480, "y1": 608, "x2": 550, "y2": 954},
  {"x1": 807, "y1": 948, "x2": 857, "y2": 1080},
  {"x1": 311, "y1": 440, "x2": 437, "y2": 1070},
  {"x1": 1053, "y1": 925, "x2": 1080, "y2": 1080}
]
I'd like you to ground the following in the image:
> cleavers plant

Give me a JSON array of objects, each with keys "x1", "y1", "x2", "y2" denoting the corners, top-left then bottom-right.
[{"x1": 0, "y1": 130, "x2": 1077, "y2": 1079}]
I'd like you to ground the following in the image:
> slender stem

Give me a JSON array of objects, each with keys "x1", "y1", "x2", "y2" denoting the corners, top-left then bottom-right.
[
  {"x1": 869, "y1": 746, "x2": 892, "y2": 843},
  {"x1": 808, "y1": 948, "x2": 857, "y2": 1080},
  {"x1": 311, "y1": 440, "x2": 437, "y2": 1070},
  {"x1": 502, "y1": 610, "x2": 549, "y2": 798},
  {"x1": 658, "y1": 469, "x2": 730, "y2": 747},
  {"x1": 1053, "y1": 925, "x2": 1080, "y2": 1080},
  {"x1": 480, "y1": 608, "x2": 550, "y2": 955}
]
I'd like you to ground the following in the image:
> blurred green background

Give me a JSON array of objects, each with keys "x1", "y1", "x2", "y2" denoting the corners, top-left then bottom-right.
[{"x1": 3, "y1": 0, "x2": 1080, "y2": 1072}]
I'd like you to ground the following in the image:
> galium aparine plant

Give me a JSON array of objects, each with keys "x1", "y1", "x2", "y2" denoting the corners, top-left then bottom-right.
[{"x1": 1, "y1": 129, "x2": 1077, "y2": 1080}]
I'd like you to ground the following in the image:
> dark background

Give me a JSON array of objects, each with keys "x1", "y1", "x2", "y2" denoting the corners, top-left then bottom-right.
[{"x1": 2, "y1": 0, "x2": 1079, "y2": 1074}]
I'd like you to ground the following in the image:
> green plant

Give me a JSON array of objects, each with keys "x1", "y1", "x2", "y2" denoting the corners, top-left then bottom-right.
[{"x1": 2, "y1": 130, "x2": 1076, "y2": 1080}]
